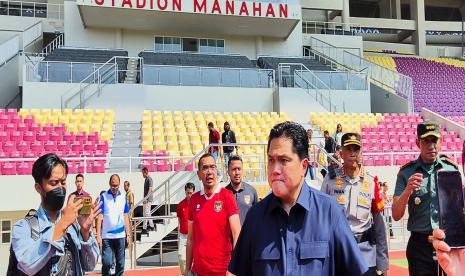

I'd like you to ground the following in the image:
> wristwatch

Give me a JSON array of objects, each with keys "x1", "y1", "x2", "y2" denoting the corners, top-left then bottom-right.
[{"x1": 375, "y1": 269, "x2": 384, "y2": 276}]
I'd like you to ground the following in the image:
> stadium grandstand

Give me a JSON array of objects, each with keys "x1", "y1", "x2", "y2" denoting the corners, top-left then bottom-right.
[{"x1": 1, "y1": 0, "x2": 465, "y2": 274}]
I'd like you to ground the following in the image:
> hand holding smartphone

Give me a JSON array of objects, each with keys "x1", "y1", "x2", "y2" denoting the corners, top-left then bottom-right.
[
  {"x1": 74, "y1": 196, "x2": 92, "y2": 216},
  {"x1": 436, "y1": 170, "x2": 465, "y2": 248}
]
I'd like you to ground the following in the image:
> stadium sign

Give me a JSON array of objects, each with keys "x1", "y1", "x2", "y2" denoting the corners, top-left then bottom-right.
[{"x1": 80, "y1": 0, "x2": 293, "y2": 19}]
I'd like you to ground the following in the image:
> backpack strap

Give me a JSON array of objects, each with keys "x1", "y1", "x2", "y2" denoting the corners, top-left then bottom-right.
[{"x1": 24, "y1": 209, "x2": 40, "y2": 241}]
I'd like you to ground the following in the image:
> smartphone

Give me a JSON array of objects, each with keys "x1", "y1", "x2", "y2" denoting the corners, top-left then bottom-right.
[
  {"x1": 74, "y1": 196, "x2": 92, "y2": 216},
  {"x1": 436, "y1": 170, "x2": 465, "y2": 248}
]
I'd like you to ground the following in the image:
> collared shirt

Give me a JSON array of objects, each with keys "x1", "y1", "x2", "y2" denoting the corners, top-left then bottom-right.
[
  {"x1": 320, "y1": 166, "x2": 389, "y2": 270},
  {"x1": 176, "y1": 198, "x2": 189, "y2": 235},
  {"x1": 228, "y1": 182, "x2": 368, "y2": 276},
  {"x1": 188, "y1": 185, "x2": 239, "y2": 275},
  {"x1": 68, "y1": 190, "x2": 91, "y2": 201},
  {"x1": 144, "y1": 176, "x2": 154, "y2": 202},
  {"x1": 395, "y1": 156, "x2": 458, "y2": 233},
  {"x1": 126, "y1": 190, "x2": 135, "y2": 210},
  {"x1": 12, "y1": 206, "x2": 99, "y2": 275},
  {"x1": 209, "y1": 129, "x2": 221, "y2": 153},
  {"x1": 225, "y1": 182, "x2": 258, "y2": 225},
  {"x1": 100, "y1": 190, "x2": 129, "y2": 239}
]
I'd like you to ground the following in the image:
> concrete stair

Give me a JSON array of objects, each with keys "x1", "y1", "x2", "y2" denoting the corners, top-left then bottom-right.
[
  {"x1": 108, "y1": 121, "x2": 141, "y2": 172},
  {"x1": 124, "y1": 58, "x2": 139, "y2": 84}
]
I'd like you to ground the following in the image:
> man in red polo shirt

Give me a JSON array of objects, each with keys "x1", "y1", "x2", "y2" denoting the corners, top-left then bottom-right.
[
  {"x1": 177, "y1": 182, "x2": 195, "y2": 275},
  {"x1": 185, "y1": 153, "x2": 241, "y2": 276}
]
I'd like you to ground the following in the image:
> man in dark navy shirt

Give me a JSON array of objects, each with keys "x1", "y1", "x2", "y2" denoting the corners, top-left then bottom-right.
[{"x1": 228, "y1": 121, "x2": 368, "y2": 276}]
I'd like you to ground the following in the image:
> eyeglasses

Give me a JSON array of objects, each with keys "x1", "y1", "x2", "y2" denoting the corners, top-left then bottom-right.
[
  {"x1": 201, "y1": 164, "x2": 217, "y2": 173},
  {"x1": 47, "y1": 178, "x2": 67, "y2": 186}
]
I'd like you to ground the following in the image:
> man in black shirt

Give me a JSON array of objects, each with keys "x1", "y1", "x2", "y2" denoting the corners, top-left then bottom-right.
[
  {"x1": 222, "y1": 121, "x2": 237, "y2": 175},
  {"x1": 324, "y1": 130, "x2": 336, "y2": 154}
]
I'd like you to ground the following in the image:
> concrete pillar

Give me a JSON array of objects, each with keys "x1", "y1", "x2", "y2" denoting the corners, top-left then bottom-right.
[
  {"x1": 394, "y1": 0, "x2": 402, "y2": 19},
  {"x1": 341, "y1": 0, "x2": 350, "y2": 31},
  {"x1": 410, "y1": 0, "x2": 426, "y2": 56},
  {"x1": 115, "y1": 29, "x2": 123, "y2": 49},
  {"x1": 255, "y1": 36, "x2": 263, "y2": 58}
]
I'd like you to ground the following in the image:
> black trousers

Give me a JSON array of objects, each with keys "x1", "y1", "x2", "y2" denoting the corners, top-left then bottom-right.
[
  {"x1": 363, "y1": 266, "x2": 377, "y2": 276},
  {"x1": 406, "y1": 232, "x2": 438, "y2": 276}
]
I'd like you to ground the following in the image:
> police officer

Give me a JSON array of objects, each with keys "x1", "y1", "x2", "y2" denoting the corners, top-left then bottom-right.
[
  {"x1": 392, "y1": 121, "x2": 459, "y2": 276},
  {"x1": 321, "y1": 133, "x2": 388, "y2": 276}
]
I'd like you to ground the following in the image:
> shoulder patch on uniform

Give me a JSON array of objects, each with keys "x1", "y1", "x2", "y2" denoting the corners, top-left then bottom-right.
[
  {"x1": 399, "y1": 160, "x2": 415, "y2": 171},
  {"x1": 440, "y1": 154, "x2": 458, "y2": 169}
]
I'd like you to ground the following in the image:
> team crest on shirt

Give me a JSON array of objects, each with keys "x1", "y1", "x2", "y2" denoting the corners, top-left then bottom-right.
[
  {"x1": 244, "y1": 195, "x2": 251, "y2": 205},
  {"x1": 214, "y1": 201, "x2": 223, "y2": 212}
]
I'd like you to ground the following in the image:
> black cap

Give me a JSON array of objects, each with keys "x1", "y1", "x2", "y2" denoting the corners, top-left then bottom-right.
[
  {"x1": 341, "y1": 133, "x2": 361, "y2": 148},
  {"x1": 417, "y1": 121, "x2": 441, "y2": 139}
]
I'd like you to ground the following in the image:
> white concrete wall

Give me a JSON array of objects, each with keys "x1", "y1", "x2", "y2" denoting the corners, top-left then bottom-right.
[
  {"x1": 278, "y1": 87, "x2": 370, "y2": 123},
  {"x1": 0, "y1": 55, "x2": 20, "y2": 107},
  {"x1": 422, "y1": 108, "x2": 465, "y2": 140},
  {"x1": 64, "y1": 1, "x2": 302, "y2": 59},
  {"x1": 22, "y1": 82, "x2": 274, "y2": 121}
]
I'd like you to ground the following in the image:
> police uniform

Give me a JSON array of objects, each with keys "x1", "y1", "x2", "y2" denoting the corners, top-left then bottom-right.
[
  {"x1": 321, "y1": 133, "x2": 388, "y2": 276},
  {"x1": 394, "y1": 121, "x2": 459, "y2": 276}
]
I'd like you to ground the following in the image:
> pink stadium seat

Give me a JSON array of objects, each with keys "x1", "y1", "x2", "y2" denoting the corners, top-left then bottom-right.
[
  {"x1": 92, "y1": 161, "x2": 105, "y2": 173},
  {"x1": 174, "y1": 159, "x2": 183, "y2": 171},
  {"x1": 87, "y1": 132, "x2": 99, "y2": 142},
  {"x1": 63, "y1": 133, "x2": 75, "y2": 143},
  {"x1": 44, "y1": 141, "x2": 57, "y2": 151},
  {"x1": 17, "y1": 163, "x2": 32, "y2": 175},
  {"x1": 67, "y1": 151, "x2": 79, "y2": 158},
  {"x1": 155, "y1": 159, "x2": 169, "y2": 171},
  {"x1": 1, "y1": 163, "x2": 16, "y2": 175},
  {"x1": 9, "y1": 151, "x2": 23, "y2": 158},
  {"x1": 36, "y1": 131, "x2": 48, "y2": 142},
  {"x1": 141, "y1": 160, "x2": 155, "y2": 172},
  {"x1": 67, "y1": 161, "x2": 77, "y2": 174},
  {"x1": 83, "y1": 141, "x2": 95, "y2": 151},
  {"x1": 23, "y1": 131, "x2": 35, "y2": 142},
  {"x1": 75, "y1": 132, "x2": 87, "y2": 143},
  {"x1": 94, "y1": 150, "x2": 106, "y2": 157},
  {"x1": 50, "y1": 131, "x2": 62, "y2": 142},
  {"x1": 96, "y1": 141, "x2": 109, "y2": 151},
  {"x1": 17, "y1": 123, "x2": 28, "y2": 132},
  {"x1": 71, "y1": 142, "x2": 84, "y2": 152},
  {"x1": 30, "y1": 123, "x2": 40, "y2": 133},
  {"x1": 16, "y1": 141, "x2": 30, "y2": 152},
  {"x1": 24, "y1": 151, "x2": 36, "y2": 158},
  {"x1": 57, "y1": 141, "x2": 70, "y2": 151},
  {"x1": 3, "y1": 141, "x2": 15, "y2": 152},
  {"x1": 9, "y1": 131, "x2": 21, "y2": 142},
  {"x1": 30, "y1": 141, "x2": 43, "y2": 152}
]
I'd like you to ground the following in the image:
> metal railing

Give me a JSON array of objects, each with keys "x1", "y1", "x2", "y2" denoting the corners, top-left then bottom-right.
[
  {"x1": 278, "y1": 63, "x2": 339, "y2": 112},
  {"x1": 143, "y1": 64, "x2": 274, "y2": 88},
  {"x1": 307, "y1": 37, "x2": 414, "y2": 113},
  {"x1": 302, "y1": 21, "x2": 362, "y2": 36},
  {"x1": 363, "y1": 151, "x2": 462, "y2": 166},
  {"x1": 26, "y1": 60, "x2": 107, "y2": 83},
  {"x1": 304, "y1": 70, "x2": 369, "y2": 90},
  {"x1": 60, "y1": 56, "x2": 142, "y2": 109},
  {"x1": 0, "y1": 0, "x2": 64, "y2": 20},
  {"x1": 42, "y1": 33, "x2": 64, "y2": 56}
]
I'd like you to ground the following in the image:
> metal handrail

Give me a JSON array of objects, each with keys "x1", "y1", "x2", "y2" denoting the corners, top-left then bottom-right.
[
  {"x1": 278, "y1": 62, "x2": 339, "y2": 112},
  {"x1": 308, "y1": 36, "x2": 414, "y2": 113},
  {"x1": 42, "y1": 33, "x2": 64, "y2": 56},
  {"x1": 60, "y1": 56, "x2": 128, "y2": 109}
]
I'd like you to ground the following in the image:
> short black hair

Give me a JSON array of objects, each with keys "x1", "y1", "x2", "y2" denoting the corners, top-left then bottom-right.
[
  {"x1": 142, "y1": 167, "x2": 149, "y2": 173},
  {"x1": 124, "y1": 181, "x2": 130, "y2": 186},
  {"x1": 76, "y1": 173, "x2": 84, "y2": 180},
  {"x1": 198, "y1": 153, "x2": 215, "y2": 169},
  {"x1": 32, "y1": 153, "x2": 68, "y2": 185},
  {"x1": 224, "y1": 121, "x2": 230, "y2": 126},
  {"x1": 208, "y1": 122, "x2": 214, "y2": 128},
  {"x1": 267, "y1": 121, "x2": 309, "y2": 161},
  {"x1": 228, "y1": 155, "x2": 243, "y2": 168},
  {"x1": 185, "y1": 182, "x2": 195, "y2": 191},
  {"x1": 109, "y1": 174, "x2": 120, "y2": 184},
  {"x1": 323, "y1": 130, "x2": 329, "y2": 135}
]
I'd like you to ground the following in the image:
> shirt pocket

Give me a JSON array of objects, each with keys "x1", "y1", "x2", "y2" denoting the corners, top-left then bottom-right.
[
  {"x1": 356, "y1": 198, "x2": 371, "y2": 220},
  {"x1": 254, "y1": 245, "x2": 281, "y2": 273},
  {"x1": 299, "y1": 241, "x2": 328, "y2": 273}
]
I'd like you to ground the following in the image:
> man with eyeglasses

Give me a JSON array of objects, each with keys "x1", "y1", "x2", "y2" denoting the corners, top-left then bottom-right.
[
  {"x1": 392, "y1": 121, "x2": 459, "y2": 276},
  {"x1": 185, "y1": 153, "x2": 241, "y2": 276},
  {"x1": 10, "y1": 153, "x2": 100, "y2": 275},
  {"x1": 96, "y1": 174, "x2": 132, "y2": 276}
]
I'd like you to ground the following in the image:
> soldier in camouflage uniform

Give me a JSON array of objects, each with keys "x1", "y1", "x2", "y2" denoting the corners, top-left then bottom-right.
[
  {"x1": 321, "y1": 133, "x2": 388, "y2": 276},
  {"x1": 392, "y1": 121, "x2": 459, "y2": 276}
]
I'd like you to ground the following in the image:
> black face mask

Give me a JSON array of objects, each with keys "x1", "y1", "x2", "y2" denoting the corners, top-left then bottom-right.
[{"x1": 42, "y1": 186, "x2": 66, "y2": 212}]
